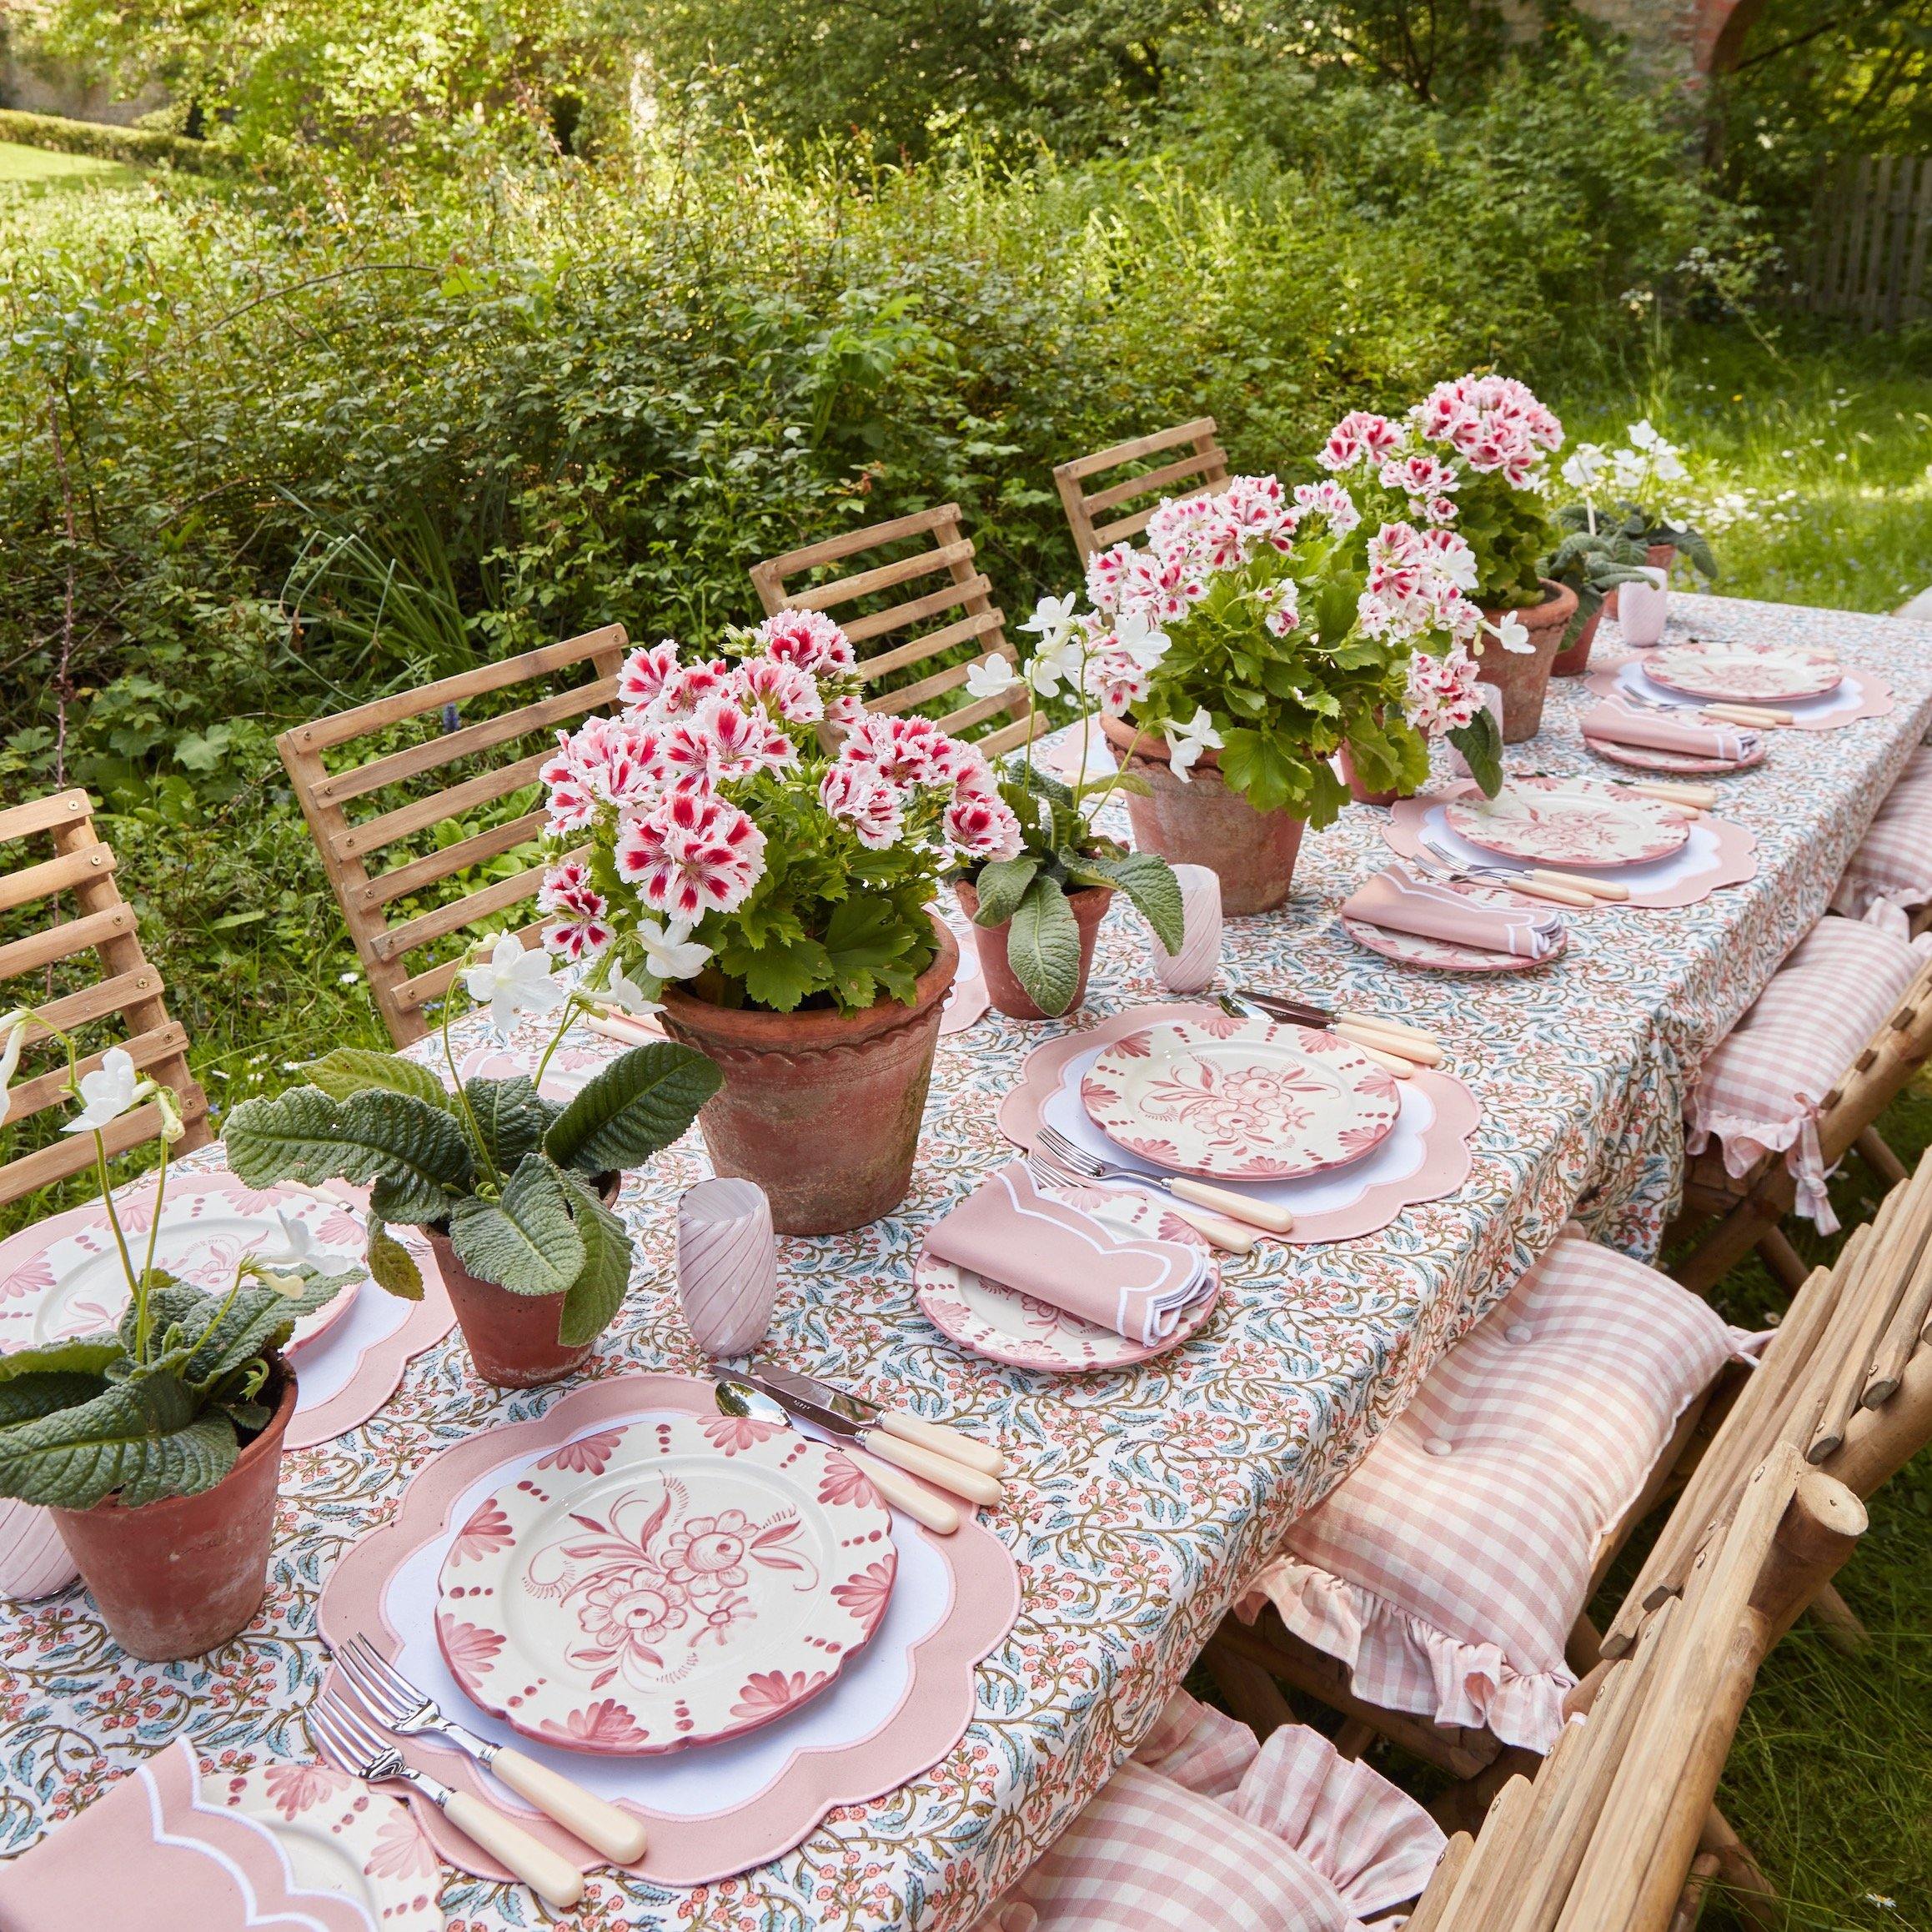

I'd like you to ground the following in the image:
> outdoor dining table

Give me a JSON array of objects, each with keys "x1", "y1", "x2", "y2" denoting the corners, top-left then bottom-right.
[{"x1": 3, "y1": 592, "x2": 1930, "y2": 1931}]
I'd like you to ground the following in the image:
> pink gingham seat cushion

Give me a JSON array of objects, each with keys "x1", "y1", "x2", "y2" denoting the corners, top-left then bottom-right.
[
  {"x1": 1833, "y1": 744, "x2": 1932, "y2": 919},
  {"x1": 1236, "y1": 1233, "x2": 1740, "y2": 1753},
  {"x1": 1686, "y1": 911, "x2": 1930, "y2": 1230},
  {"x1": 979, "y1": 1692, "x2": 1445, "y2": 1931}
]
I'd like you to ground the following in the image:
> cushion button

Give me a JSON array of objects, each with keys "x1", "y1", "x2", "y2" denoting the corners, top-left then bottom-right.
[
  {"x1": 1507, "y1": 1322, "x2": 1534, "y2": 1344},
  {"x1": 1425, "y1": 1438, "x2": 1453, "y2": 1458}
]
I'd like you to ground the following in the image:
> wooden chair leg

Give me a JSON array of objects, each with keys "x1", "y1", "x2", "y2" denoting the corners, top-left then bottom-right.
[
  {"x1": 1804, "y1": 1579, "x2": 1869, "y2": 1653},
  {"x1": 1756, "y1": 1223, "x2": 1813, "y2": 1293},
  {"x1": 1672, "y1": 1196, "x2": 1780, "y2": 1296},
  {"x1": 1199, "y1": 1638, "x2": 1295, "y2": 1741},
  {"x1": 1855, "y1": 1122, "x2": 1909, "y2": 1187},
  {"x1": 1565, "y1": 1608, "x2": 1603, "y2": 1677},
  {"x1": 1332, "y1": 1718, "x2": 1377, "y2": 1760},
  {"x1": 1699, "y1": 1807, "x2": 1780, "y2": 1932},
  {"x1": 1669, "y1": 1850, "x2": 1724, "y2": 1932}
]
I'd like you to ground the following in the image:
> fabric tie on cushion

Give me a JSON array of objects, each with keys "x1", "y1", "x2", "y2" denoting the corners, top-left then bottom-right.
[{"x1": 1832, "y1": 742, "x2": 1932, "y2": 921}]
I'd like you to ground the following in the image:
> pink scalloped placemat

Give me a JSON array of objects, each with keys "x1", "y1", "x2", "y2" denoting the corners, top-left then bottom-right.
[
  {"x1": 1378, "y1": 785, "x2": 1757, "y2": 911},
  {"x1": 316, "y1": 1372, "x2": 1020, "y2": 1885},
  {"x1": 1585, "y1": 654, "x2": 1894, "y2": 732},
  {"x1": 997, "y1": 1001, "x2": 1480, "y2": 1246}
]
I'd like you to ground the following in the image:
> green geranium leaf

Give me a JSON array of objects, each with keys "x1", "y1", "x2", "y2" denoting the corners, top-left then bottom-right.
[
  {"x1": 0, "y1": 1375, "x2": 238, "y2": 1510},
  {"x1": 1069, "y1": 851, "x2": 1184, "y2": 954},
  {"x1": 557, "y1": 1174, "x2": 634, "y2": 1347},
  {"x1": 464, "y1": 1076, "x2": 552, "y2": 1173},
  {"x1": 367, "y1": 1216, "x2": 425, "y2": 1301},
  {"x1": 449, "y1": 1155, "x2": 584, "y2": 1296},
  {"x1": 732, "y1": 931, "x2": 831, "y2": 1012},
  {"x1": 304, "y1": 1048, "x2": 454, "y2": 1112},
  {"x1": 822, "y1": 895, "x2": 918, "y2": 1011},
  {"x1": 971, "y1": 855, "x2": 1039, "y2": 926},
  {"x1": 225, "y1": 1086, "x2": 473, "y2": 1222},
  {"x1": 1006, "y1": 875, "x2": 1082, "y2": 1017},
  {"x1": 545, "y1": 1042, "x2": 720, "y2": 1175}
]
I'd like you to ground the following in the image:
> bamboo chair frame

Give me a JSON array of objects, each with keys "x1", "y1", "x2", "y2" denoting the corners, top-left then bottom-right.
[
  {"x1": 749, "y1": 506, "x2": 1031, "y2": 757},
  {"x1": 0, "y1": 788, "x2": 211, "y2": 1207},
  {"x1": 1667, "y1": 946, "x2": 1932, "y2": 1297},
  {"x1": 1052, "y1": 417, "x2": 1231, "y2": 563},
  {"x1": 279, "y1": 627, "x2": 629, "y2": 1046}
]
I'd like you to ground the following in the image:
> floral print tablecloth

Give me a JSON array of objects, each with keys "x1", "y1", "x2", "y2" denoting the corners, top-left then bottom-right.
[{"x1": 3, "y1": 594, "x2": 1930, "y2": 1931}]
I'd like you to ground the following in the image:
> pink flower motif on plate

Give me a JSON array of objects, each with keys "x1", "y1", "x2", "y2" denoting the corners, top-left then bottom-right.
[
  {"x1": 701, "y1": 1415, "x2": 783, "y2": 1454},
  {"x1": 450, "y1": 1498, "x2": 516, "y2": 1563},
  {"x1": 537, "y1": 1429, "x2": 625, "y2": 1475},
  {"x1": 537, "y1": 1699, "x2": 655, "y2": 1750},
  {"x1": 0, "y1": 1258, "x2": 53, "y2": 1305},
  {"x1": 832, "y1": 1558, "x2": 897, "y2": 1634},
  {"x1": 365, "y1": 1807, "x2": 441, "y2": 1879},
  {"x1": 260, "y1": 1762, "x2": 344, "y2": 1819},
  {"x1": 730, "y1": 1668, "x2": 831, "y2": 1723},
  {"x1": 816, "y1": 1455, "x2": 881, "y2": 1509},
  {"x1": 435, "y1": 1615, "x2": 505, "y2": 1678}
]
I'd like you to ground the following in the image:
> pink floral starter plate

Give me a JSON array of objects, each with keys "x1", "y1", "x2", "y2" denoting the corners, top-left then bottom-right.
[
  {"x1": 1642, "y1": 644, "x2": 1842, "y2": 705},
  {"x1": 1081, "y1": 1017, "x2": 1402, "y2": 1181},
  {"x1": 435, "y1": 1415, "x2": 896, "y2": 1758},
  {"x1": 218, "y1": 1763, "x2": 443, "y2": 1930},
  {"x1": 1443, "y1": 776, "x2": 1691, "y2": 867},
  {"x1": 1583, "y1": 734, "x2": 1767, "y2": 776},
  {"x1": 916, "y1": 1186, "x2": 1220, "y2": 1372},
  {"x1": 1340, "y1": 911, "x2": 1568, "y2": 974}
]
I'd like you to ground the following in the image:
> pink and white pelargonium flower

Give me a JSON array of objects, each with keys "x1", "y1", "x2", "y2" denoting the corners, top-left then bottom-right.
[
  {"x1": 613, "y1": 790, "x2": 767, "y2": 921},
  {"x1": 1321, "y1": 374, "x2": 1563, "y2": 514},
  {"x1": 1403, "y1": 643, "x2": 1486, "y2": 739},
  {"x1": 755, "y1": 608, "x2": 857, "y2": 679}
]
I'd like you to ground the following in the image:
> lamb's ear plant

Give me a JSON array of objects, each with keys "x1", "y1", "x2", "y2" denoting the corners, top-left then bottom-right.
[
  {"x1": 224, "y1": 937, "x2": 721, "y2": 1347},
  {"x1": 0, "y1": 1014, "x2": 359, "y2": 1511}
]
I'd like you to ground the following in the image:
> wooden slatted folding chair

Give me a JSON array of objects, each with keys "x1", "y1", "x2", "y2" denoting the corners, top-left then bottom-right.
[
  {"x1": 0, "y1": 788, "x2": 211, "y2": 1208},
  {"x1": 279, "y1": 626, "x2": 628, "y2": 1046},
  {"x1": 1052, "y1": 417, "x2": 1230, "y2": 563},
  {"x1": 1406, "y1": 1445, "x2": 1865, "y2": 1932},
  {"x1": 749, "y1": 506, "x2": 1031, "y2": 757},
  {"x1": 1669, "y1": 948, "x2": 1932, "y2": 1296}
]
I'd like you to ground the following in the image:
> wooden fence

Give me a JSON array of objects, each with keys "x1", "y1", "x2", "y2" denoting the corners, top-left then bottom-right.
[{"x1": 1797, "y1": 155, "x2": 1932, "y2": 329}]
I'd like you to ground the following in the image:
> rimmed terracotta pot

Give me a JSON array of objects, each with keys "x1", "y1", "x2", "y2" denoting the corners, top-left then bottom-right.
[
  {"x1": 1099, "y1": 714, "x2": 1304, "y2": 916},
  {"x1": 1337, "y1": 744, "x2": 1402, "y2": 809},
  {"x1": 52, "y1": 1361, "x2": 297, "y2": 1660},
  {"x1": 1551, "y1": 602, "x2": 1605, "y2": 679},
  {"x1": 953, "y1": 879, "x2": 1112, "y2": 1021},
  {"x1": 1475, "y1": 578, "x2": 1578, "y2": 743},
  {"x1": 429, "y1": 1172, "x2": 621, "y2": 1389},
  {"x1": 659, "y1": 919, "x2": 957, "y2": 1237}
]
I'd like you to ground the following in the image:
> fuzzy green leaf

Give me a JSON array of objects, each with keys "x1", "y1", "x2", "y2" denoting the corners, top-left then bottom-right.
[
  {"x1": 449, "y1": 1155, "x2": 582, "y2": 1296},
  {"x1": 544, "y1": 1042, "x2": 720, "y2": 1175},
  {"x1": 970, "y1": 855, "x2": 1039, "y2": 926},
  {"x1": 304, "y1": 1047, "x2": 454, "y2": 1112},
  {"x1": 0, "y1": 1375, "x2": 238, "y2": 1510},
  {"x1": 366, "y1": 1216, "x2": 425, "y2": 1301},
  {"x1": 0, "y1": 1370, "x2": 111, "y2": 1428},
  {"x1": 0, "y1": 1336, "x2": 123, "y2": 1386},
  {"x1": 1071, "y1": 850, "x2": 1183, "y2": 954},
  {"x1": 1448, "y1": 708, "x2": 1505, "y2": 800},
  {"x1": 1006, "y1": 875, "x2": 1082, "y2": 1017},
  {"x1": 464, "y1": 1076, "x2": 552, "y2": 1173},
  {"x1": 557, "y1": 1174, "x2": 634, "y2": 1347},
  {"x1": 225, "y1": 1085, "x2": 474, "y2": 1222}
]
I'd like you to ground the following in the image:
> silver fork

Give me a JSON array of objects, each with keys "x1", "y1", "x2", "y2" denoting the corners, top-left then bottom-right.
[
  {"x1": 333, "y1": 1635, "x2": 648, "y2": 1862},
  {"x1": 1414, "y1": 836, "x2": 1593, "y2": 907},
  {"x1": 1033, "y1": 1123, "x2": 1292, "y2": 1235},
  {"x1": 310, "y1": 1690, "x2": 586, "y2": 1907}
]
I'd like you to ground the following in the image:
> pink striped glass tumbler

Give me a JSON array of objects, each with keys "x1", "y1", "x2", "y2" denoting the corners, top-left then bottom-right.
[{"x1": 676, "y1": 1177, "x2": 779, "y2": 1357}]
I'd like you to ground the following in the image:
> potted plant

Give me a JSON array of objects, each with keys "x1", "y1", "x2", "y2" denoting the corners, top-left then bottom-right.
[
  {"x1": 224, "y1": 945, "x2": 720, "y2": 1387},
  {"x1": 531, "y1": 612, "x2": 1026, "y2": 1236},
  {"x1": 951, "y1": 645, "x2": 1182, "y2": 1019},
  {"x1": 0, "y1": 1016, "x2": 356, "y2": 1659},
  {"x1": 1319, "y1": 379, "x2": 1573, "y2": 742},
  {"x1": 1069, "y1": 474, "x2": 1487, "y2": 913},
  {"x1": 1543, "y1": 526, "x2": 1652, "y2": 676},
  {"x1": 1558, "y1": 422, "x2": 1719, "y2": 585}
]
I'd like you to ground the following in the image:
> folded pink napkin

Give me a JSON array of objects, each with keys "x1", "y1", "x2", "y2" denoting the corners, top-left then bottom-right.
[
  {"x1": 923, "y1": 1162, "x2": 1212, "y2": 1344},
  {"x1": 1579, "y1": 700, "x2": 1757, "y2": 760},
  {"x1": 1342, "y1": 864, "x2": 1565, "y2": 959},
  {"x1": 0, "y1": 1740, "x2": 374, "y2": 1932}
]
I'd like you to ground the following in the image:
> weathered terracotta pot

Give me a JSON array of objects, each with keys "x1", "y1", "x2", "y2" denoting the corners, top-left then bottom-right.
[
  {"x1": 1337, "y1": 744, "x2": 1401, "y2": 808},
  {"x1": 1475, "y1": 579, "x2": 1578, "y2": 743},
  {"x1": 1551, "y1": 601, "x2": 1605, "y2": 678},
  {"x1": 953, "y1": 880, "x2": 1112, "y2": 1021},
  {"x1": 1099, "y1": 714, "x2": 1304, "y2": 915},
  {"x1": 659, "y1": 920, "x2": 957, "y2": 1236},
  {"x1": 53, "y1": 1362, "x2": 297, "y2": 1660},
  {"x1": 429, "y1": 1172, "x2": 620, "y2": 1388}
]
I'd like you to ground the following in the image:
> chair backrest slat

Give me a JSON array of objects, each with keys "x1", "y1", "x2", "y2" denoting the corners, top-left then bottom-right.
[
  {"x1": 280, "y1": 626, "x2": 629, "y2": 1046},
  {"x1": 1055, "y1": 416, "x2": 1230, "y2": 562},
  {"x1": 0, "y1": 790, "x2": 210, "y2": 1209},
  {"x1": 750, "y1": 505, "x2": 1029, "y2": 754}
]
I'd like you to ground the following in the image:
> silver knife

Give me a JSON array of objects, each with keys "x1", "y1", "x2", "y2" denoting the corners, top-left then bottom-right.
[
  {"x1": 743, "y1": 1372, "x2": 1004, "y2": 1508},
  {"x1": 751, "y1": 1363, "x2": 1006, "y2": 1478}
]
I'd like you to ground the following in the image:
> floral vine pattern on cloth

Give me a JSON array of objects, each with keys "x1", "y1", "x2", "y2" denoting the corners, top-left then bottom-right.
[{"x1": 2, "y1": 592, "x2": 1929, "y2": 1931}]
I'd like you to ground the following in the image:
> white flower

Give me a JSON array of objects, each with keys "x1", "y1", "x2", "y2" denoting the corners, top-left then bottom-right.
[
  {"x1": 1020, "y1": 593, "x2": 1078, "y2": 649},
  {"x1": 601, "y1": 968, "x2": 662, "y2": 1016},
  {"x1": 636, "y1": 917, "x2": 712, "y2": 983},
  {"x1": 0, "y1": 1013, "x2": 26, "y2": 1129},
  {"x1": 1626, "y1": 418, "x2": 1661, "y2": 450},
  {"x1": 62, "y1": 1046, "x2": 143, "y2": 1134},
  {"x1": 1112, "y1": 608, "x2": 1172, "y2": 670},
  {"x1": 964, "y1": 654, "x2": 1021, "y2": 700},
  {"x1": 1560, "y1": 444, "x2": 1608, "y2": 494},
  {"x1": 1490, "y1": 614, "x2": 1533, "y2": 655},
  {"x1": 1164, "y1": 707, "x2": 1224, "y2": 781},
  {"x1": 463, "y1": 933, "x2": 568, "y2": 1036},
  {"x1": 1026, "y1": 635, "x2": 1084, "y2": 700},
  {"x1": 268, "y1": 1209, "x2": 315, "y2": 1266}
]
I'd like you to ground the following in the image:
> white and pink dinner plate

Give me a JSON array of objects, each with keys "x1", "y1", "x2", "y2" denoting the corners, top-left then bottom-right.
[
  {"x1": 1443, "y1": 776, "x2": 1690, "y2": 869},
  {"x1": 319, "y1": 1373, "x2": 1018, "y2": 1887},
  {"x1": 1081, "y1": 1016, "x2": 1402, "y2": 1182},
  {"x1": 916, "y1": 1185, "x2": 1220, "y2": 1372},
  {"x1": 434, "y1": 1413, "x2": 896, "y2": 1756},
  {"x1": 0, "y1": 1170, "x2": 364, "y2": 1358},
  {"x1": 1641, "y1": 643, "x2": 1842, "y2": 705}
]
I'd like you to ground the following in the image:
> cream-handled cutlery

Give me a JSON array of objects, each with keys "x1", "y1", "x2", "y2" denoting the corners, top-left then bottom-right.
[
  {"x1": 1414, "y1": 836, "x2": 1596, "y2": 908},
  {"x1": 1035, "y1": 1122, "x2": 1294, "y2": 1235},
  {"x1": 750, "y1": 1363, "x2": 1006, "y2": 1477},
  {"x1": 715, "y1": 1378, "x2": 961, "y2": 1533},
  {"x1": 1217, "y1": 992, "x2": 1409, "y2": 1076},
  {"x1": 1028, "y1": 1151, "x2": 1257, "y2": 1254},
  {"x1": 1228, "y1": 990, "x2": 1444, "y2": 1066},
  {"x1": 329, "y1": 1635, "x2": 648, "y2": 1864},
  {"x1": 310, "y1": 1692, "x2": 586, "y2": 1909}
]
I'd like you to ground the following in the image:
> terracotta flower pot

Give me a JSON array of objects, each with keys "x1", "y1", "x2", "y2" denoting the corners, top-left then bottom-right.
[
  {"x1": 429, "y1": 1172, "x2": 621, "y2": 1389},
  {"x1": 1337, "y1": 744, "x2": 1400, "y2": 808},
  {"x1": 953, "y1": 879, "x2": 1112, "y2": 1021},
  {"x1": 1098, "y1": 714, "x2": 1305, "y2": 916},
  {"x1": 659, "y1": 919, "x2": 957, "y2": 1236},
  {"x1": 1551, "y1": 601, "x2": 1605, "y2": 678},
  {"x1": 1474, "y1": 579, "x2": 1578, "y2": 744},
  {"x1": 1606, "y1": 543, "x2": 1676, "y2": 620},
  {"x1": 52, "y1": 1362, "x2": 298, "y2": 1661}
]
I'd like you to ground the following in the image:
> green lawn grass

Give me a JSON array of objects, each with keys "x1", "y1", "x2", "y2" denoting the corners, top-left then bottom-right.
[{"x1": 0, "y1": 140, "x2": 137, "y2": 191}]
